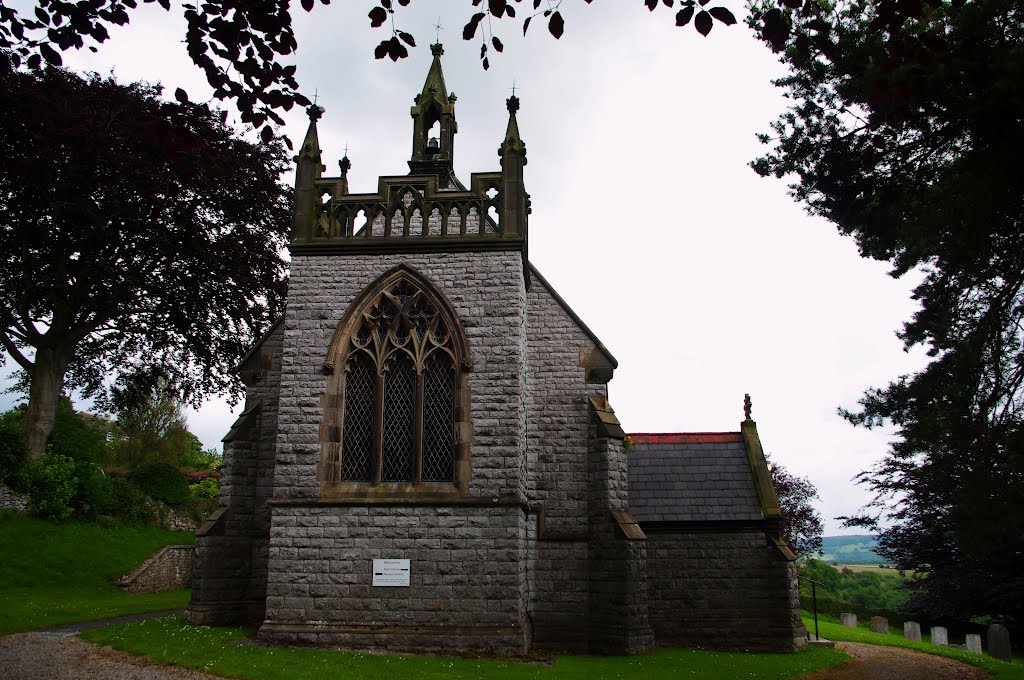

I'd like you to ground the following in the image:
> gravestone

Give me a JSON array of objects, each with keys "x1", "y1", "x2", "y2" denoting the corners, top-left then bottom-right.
[
  {"x1": 840, "y1": 613, "x2": 857, "y2": 628},
  {"x1": 870, "y1": 616, "x2": 889, "y2": 634},
  {"x1": 987, "y1": 624, "x2": 1012, "y2": 662},
  {"x1": 904, "y1": 621, "x2": 922, "y2": 641},
  {"x1": 966, "y1": 634, "x2": 983, "y2": 654},
  {"x1": 930, "y1": 626, "x2": 948, "y2": 646}
]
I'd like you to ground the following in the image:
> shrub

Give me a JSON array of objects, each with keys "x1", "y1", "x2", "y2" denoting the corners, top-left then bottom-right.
[
  {"x1": 27, "y1": 454, "x2": 80, "y2": 521},
  {"x1": 189, "y1": 476, "x2": 220, "y2": 500},
  {"x1": 0, "y1": 408, "x2": 30, "y2": 492},
  {"x1": 47, "y1": 397, "x2": 111, "y2": 465},
  {"x1": 127, "y1": 461, "x2": 190, "y2": 505},
  {"x1": 184, "y1": 470, "x2": 220, "y2": 484},
  {"x1": 97, "y1": 476, "x2": 162, "y2": 525}
]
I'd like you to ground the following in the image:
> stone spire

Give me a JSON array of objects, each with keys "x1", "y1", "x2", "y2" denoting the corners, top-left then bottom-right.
[
  {"x1": 292, "y1": 104, "x2": 326, "y2": 241},
  {"x1": 499, "y1": 94, "x2": 528, "y2": 239},
  {"x1": 408, "y1": 43, "x2": 458, "y2": 177}
]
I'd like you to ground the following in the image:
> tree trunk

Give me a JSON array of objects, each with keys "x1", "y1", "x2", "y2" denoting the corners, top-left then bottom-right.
[{"x1": 23, "y1": 347, "x2": 70, "y2": 459}]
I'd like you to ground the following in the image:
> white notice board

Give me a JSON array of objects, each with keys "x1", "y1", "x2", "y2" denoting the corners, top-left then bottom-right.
[{"x1": 372, "y1": 558, "x2": 410, "y2": 586}]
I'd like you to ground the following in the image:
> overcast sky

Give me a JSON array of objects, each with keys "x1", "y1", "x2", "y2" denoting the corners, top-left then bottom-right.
[{"x1": 0, "y1": 1, "x2": 930, "y2": 534}]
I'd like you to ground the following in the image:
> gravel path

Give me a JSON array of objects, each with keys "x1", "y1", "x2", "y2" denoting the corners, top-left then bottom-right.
[
  {"x1": 0, "y1": 632, "x2": 992, "y2": 679},
  {"x1": 0, "y1": 631, "x2": 228, "y2": 680},
  {"x1": 797, "y1": 641, "x2": 990, "y2": 680}
]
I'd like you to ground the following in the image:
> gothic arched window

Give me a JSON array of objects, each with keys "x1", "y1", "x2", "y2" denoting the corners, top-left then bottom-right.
[{"x1": 321, "y1": 270, "x2": 467, "y2": 490}]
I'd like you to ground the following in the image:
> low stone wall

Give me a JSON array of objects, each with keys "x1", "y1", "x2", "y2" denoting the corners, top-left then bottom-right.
[
  {"x1": 119, "y1": 545, "x2": 195, "y2": 594},
  {"x1": 167, "y1": 509, "x2": 200, "y2": 532},
  {"x1": 0, "y1": 483, "x2": 29, "y2": 512}
]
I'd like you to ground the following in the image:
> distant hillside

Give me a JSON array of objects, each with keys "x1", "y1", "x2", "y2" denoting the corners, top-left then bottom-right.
[{"x1": 818, "y1": 535, "x2": 884, "y2": 565}]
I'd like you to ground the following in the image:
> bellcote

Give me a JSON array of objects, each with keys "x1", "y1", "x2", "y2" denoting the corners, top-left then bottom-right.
[
  {"x1": 408, "y1": 43, "x2": 458, "y2": 178},
  {"x1": 290, "y1": 50, "x2": 528, "y2": 278}
]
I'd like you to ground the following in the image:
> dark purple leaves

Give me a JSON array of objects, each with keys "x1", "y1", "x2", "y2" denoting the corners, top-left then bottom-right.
[
  {"x1": 676, "y1": 6, "x2": 694, "y2": 25},
  {"x1": 398, "y1": 30, "x2": 415, "y2": 47},
  {"x1": 368, "y1": 6, "x2": 387, "y2": 27},
  {"x1": 548, "y1": 10, "x2": 564, "y2": 39},
  {"x1": 463, "y1": 12, "x2": 485, "y2": 40},
  {"x1": 39, "y1": 43, "x2": 62, "y2": 65},
  {"x1": 523, "y1": 16, "x2": 532, "y2": 34},
  {"x1": 694, "y1": 9, "x2": 712, "y2": 35},
  {"x1": 174, "y1": 87, "x2": 189, "y2": 103},
  {"x1": 645, "y1": 0, "x2": 658, "y2": 9},
  {"x1": 488, "y1": 0, "x2": 507, "y2": 18},
  {"x1": 708, "y1": 7, "x2": 736, "y2": 25},
  {"x1": 260, "y1": 125, "x2": 273, "y2": 143},
  {"x1": 373, "y1": 35, "x2": 407, "y2": 61},
  {"x1": 491, "y1": 36, "x2": 503, "y2": 52}
]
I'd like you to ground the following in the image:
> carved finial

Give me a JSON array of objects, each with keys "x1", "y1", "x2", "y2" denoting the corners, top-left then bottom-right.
[
  {"x1": 431, "y1": 42, "x2": 444, "y2": 56},
  {"x1": 506, "y1": 94, "x2": 520, "y2": 114},
  {"x1": 339, "y1": 155, "x2": 351, "y2": 178},
  {"x1": 307, "y1": 103, "x2": 324, "y2": 121},
  {"x1": 744, "y1": 393, "x2": 753, "y2": 421},
  {"x1": 434, "y1": 18, "x2": 443, "y2": 43}
]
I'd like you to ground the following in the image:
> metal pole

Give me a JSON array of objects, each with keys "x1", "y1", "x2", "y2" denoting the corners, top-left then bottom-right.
[{"x1": 812, "y1": 581, "x2": 819, "y2": 641}]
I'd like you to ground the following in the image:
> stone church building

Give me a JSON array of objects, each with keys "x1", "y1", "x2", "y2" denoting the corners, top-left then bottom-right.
[{"x1": 187, "y1": 44, "x2": 805, "y2": 655}]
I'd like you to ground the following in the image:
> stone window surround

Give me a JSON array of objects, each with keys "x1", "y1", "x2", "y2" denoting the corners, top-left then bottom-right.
[{"x1": 318, "y1": 264, "x2": 473, "y2": 499}]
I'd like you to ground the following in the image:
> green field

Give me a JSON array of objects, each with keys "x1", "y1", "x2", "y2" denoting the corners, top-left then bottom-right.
[
  {"x1": 818, "y1": 535, "x2": 883, "y2": 565},
  {"x1": 0, "y1": 512, "x2": 193, "y2": 634}
]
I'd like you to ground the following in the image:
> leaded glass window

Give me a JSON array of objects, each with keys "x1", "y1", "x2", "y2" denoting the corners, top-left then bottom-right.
[{"x1": 337, "y1": 277, "x2": 459, "y2": 484}]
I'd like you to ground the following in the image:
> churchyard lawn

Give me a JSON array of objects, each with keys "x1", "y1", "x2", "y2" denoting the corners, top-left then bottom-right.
[
  {"x1": 82, "y1": 616, "x2": 848, "y2": 680},
  {"x1": 0, "y1": 513, "x2": 193, "y2": 635}
]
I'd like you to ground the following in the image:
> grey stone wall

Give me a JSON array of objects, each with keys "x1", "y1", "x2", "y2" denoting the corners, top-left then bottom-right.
[
  {"x1": 260, "y1": 503, "x2": 530, "y2": 655},
  {"x1": 257, "y1": 251, "x2": 531, "y2": 654},
  {"x1": 526, "y1": 275, "x2": 607, "y2": 537},
  {"x1": 188, "y1": 322, "x2": 283, "y2": 626},
  {"x1": 119, "y1": 545, "x2": 194, "y2": 594},
  {"x1": 276, "y1": 252, "x2": 528, "y2": 500},
  {"x1": 525, "y1": 275, "x2": 625, "y2": 652},
  {"x1": 586, "y1": 428, "x2": 654, "y2": 654},
  {"x1": 645, "y1": 530, "x2": 805, "y2": 652}
]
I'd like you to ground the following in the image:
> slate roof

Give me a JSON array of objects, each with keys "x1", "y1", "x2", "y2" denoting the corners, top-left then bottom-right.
[{"x1": 628, "y1": 433, "x2": 764, "y2": 522}]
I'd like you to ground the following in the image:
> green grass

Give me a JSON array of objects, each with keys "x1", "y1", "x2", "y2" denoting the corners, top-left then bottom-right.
[
  {"x1": 0, "y1": 512, "x2": 194, "y2": 634},
  {"x1": 82, "y1": 616, "x2": 849, "y2": 680},
  {"x1": 803, "y1": 613, "x2": 1024, "y2": 679}
]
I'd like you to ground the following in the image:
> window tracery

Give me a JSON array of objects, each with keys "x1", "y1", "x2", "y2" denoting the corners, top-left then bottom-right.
[{"x1": 328, "y1": 276, "x2": 460, "y2": 486}]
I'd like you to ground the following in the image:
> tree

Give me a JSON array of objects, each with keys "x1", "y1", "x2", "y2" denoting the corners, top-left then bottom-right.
[
  {"x1": 113, "y1": 388, "x2": 203, "y2": 469},
  {"x1": 0, "y1": 61, "x2": 289, "y2": 458},
  {"x1": 752, "y1": 0, "x2": 1024, "y2": 624},
  {"x1": 767, "y1": 454, "x2": 824, "y2": 557},
  {"x1": 0, "y1": 0, "x2": 919, "y2": 141}
]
